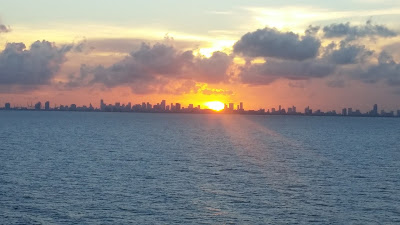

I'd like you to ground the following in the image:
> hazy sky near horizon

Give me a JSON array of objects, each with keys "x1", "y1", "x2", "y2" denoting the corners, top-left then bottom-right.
[{"x1": 1, "y1": 0, "x2": 400, "y2": 111}]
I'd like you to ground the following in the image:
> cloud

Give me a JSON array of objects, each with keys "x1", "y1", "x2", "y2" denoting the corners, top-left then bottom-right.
[
  {"x1": 187, "y1": 51, "x2": 233, "y2": 83},
  {"x1": 324, "y1": 41, "x2": 374, "y2": 64},
  {"x1": 288, "y1": 81, "x2": 307, "y2": 88},
  {"x1": 233, "y1": 27, "x2": 321, "y2": 60},
  {"x1": 239, "y1": 58, "x2": 336, "y2": 85},
  {"x1": 233, "y1": 22, "x2": 397, "y2": 87},
  {"x1": 305, "y1": 25, "x2": 320, "y2": 36},
  {"x1": 353, "y1": 51, "x2": 400, "y2": 86},
  {"x1": 323, "y1": 20, "x2": 398, "y2": 41},
  {"x1": 0, "y1": 40, "x2": 72, "y2": 90},
  {"x1": 326, "y1": 79, "x2": 346, "y2": 88},
  {"x1": 70, "y1": 43, "x2": 233, "y2": 94},
  {"x1": 0, "y1": 24, "x2": 11, "y2": 33},
  {"x1": 202, "y1": 88, "x2": 233, "y2": 95}
]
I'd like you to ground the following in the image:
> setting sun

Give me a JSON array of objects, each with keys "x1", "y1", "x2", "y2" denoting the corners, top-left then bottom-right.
[{"x1": 205, "y1": 101, "x2": 225, "y2": 111}]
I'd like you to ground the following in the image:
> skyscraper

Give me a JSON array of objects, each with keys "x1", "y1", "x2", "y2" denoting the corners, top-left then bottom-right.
[
  {"x1": 342, "y1": 108, "x2": 347, "y2": 116},
  {"x1": 161, "y1": 100, "x2": 166, "y2": 111},
  {"x1": 100, "y1": 99, "x2": 105, "y2": 111},
  {"x1": 45, "y1": 101, "x2": 50, "y2": 110},
  {"x1": 240, "y1": 102, "x2": 243, "y2": 110},
  {"x1": 70, "y1": 104, "x2": 77, "y2": 111},
  {"x1": 229, "y1": 103, "x2": 234, "y2": 111},
  {"x1": 35, "y1": 102, "x2": 41, "y2": 110},
  {"x1": 373, "y1": 104, "x2": 378, "y2": 116},
  {"x1": 348, "y1": 108, "x2": 353, "y2": 116},
  {"x1": 176, "y1": 103, "x2": 181, "y2": 111}
]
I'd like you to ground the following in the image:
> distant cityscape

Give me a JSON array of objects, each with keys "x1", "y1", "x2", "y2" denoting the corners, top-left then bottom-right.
[{"x1": 1, "y1": 100, "x2": 400, "y2": 117}]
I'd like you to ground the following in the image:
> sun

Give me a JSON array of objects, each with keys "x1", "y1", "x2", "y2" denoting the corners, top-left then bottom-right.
[{"x1": 205, "y1": 101, "x2": 225, "y2": 111}]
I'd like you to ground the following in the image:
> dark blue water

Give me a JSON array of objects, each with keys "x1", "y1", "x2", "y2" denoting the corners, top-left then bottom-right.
[{"x1": 1, "y1": 111, "x2": 399, "y2": 224}]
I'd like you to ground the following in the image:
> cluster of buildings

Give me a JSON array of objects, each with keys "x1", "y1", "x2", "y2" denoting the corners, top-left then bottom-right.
[
  {"x1": 265, "y1": 104, "x2": 400, "y2": 117},
  {"x1": 2, "y1": 100, "x2": 400, "y2": 117},
  {"x1": 99, "y1": 99, "x2": 204, "y2": 113}
]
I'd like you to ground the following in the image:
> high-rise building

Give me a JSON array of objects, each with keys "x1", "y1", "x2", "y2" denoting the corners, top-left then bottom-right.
[
  {"x1": 305, "y1": 106, "x2": 312, "y2": 115},
  {"x1": 188, "y1": 104, "x2": 194, "y2": 110},
  {"x1": 146, "y1": 102, "x2": 152, "y2": 110},
  {"x1": 45, "y1": 101, "x2": 50, "y2": 110},
  {"x1": 279, "y1": 105, "x2": 282, "y2": 113},
  {"x1": 240, "y1": 102, "x2": 243, "y2": 110},
  {"x1": 342, "y1": 108, "x2": 347, "y2": 116},
  {"x1": 35, "y1": 102, "x2": 41, "y2": 110},
  {"x1": 372, "y1": 104, "x2": 378, "y2": 116},
  {"x1": 348, "y1": 108, "x2": 353, "y2": 116},
  {"x1": 176, "y1": 103, "x2": 181, "y2": 111},
  {"x1": 70, "y1": 104, "x2": 77, "y2": 111},
  {"x1": 100, "y1": 99, "x2": 105, "y2": 111},
  {"x1": 229, "y1": 103, "x2": 234, "y2": 111},
  {"x1": 161, "y1": 100, "x2": 166, "y2": 111},
  {"x1": 5, "y1": 102, "x2": 11, "y2": 110}
]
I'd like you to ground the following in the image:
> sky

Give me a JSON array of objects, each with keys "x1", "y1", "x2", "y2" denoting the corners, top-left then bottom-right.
[{"x1": 1, "y1": 0, "x2": 400, "y2": 111}]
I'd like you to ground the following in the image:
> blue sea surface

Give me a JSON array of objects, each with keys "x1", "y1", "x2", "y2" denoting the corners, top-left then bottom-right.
[{"x1": 1, "y1": 111, "x2": 400, "y2": 224}]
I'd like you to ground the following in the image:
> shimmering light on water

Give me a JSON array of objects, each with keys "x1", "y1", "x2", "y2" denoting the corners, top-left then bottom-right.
[{"x1": 1, "y1": 112, "x2": 400, "y2": 224}]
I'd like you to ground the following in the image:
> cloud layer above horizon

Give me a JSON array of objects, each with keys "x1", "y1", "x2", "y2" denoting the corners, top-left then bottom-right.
[{"x1": 0, "y1": 18, "x2": 400, "y2": 106}]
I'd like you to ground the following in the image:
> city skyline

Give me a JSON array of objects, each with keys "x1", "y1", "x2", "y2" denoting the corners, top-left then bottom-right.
[
  {"x1": 2, "y1": 99, "x2": 400, "y2": 117},
  {"x1": 1, "y1": 1, "x2": 400, "y2": 111}
]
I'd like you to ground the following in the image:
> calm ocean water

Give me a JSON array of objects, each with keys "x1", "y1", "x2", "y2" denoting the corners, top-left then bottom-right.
[{"x1": 0, "y1": 111, "x2": 399, "y2": 224}]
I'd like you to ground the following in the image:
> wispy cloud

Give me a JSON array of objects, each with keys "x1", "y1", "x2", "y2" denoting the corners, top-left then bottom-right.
[
  {"x1": 242, "y1": 6, "x2": 400, "y2": 31},
  {"x1": 206, "y1": 11, "x2": 233, "y2": 15}
]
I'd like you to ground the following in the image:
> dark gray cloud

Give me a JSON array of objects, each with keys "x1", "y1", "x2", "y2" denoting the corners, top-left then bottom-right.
[
  {"x1": 0, "y1": 40, "x2": 72, "y2": 89},
  {"x1": 352, "y1": 51, "x2": 400, "y2": 86},
  {"x1": 239, "y1": 58, "x2": 336, "y2": 85},
  {"x1": 305, "y1": 25, "x2": 320, "y2": 36},
  {"x1": 86, "y1": 38, "x2": 206, "y2": 54},
  {"x1": 324, "y1": 41, "x2": 374, "y2": 64},
  {"x1": 188, "y1": 51, "x2": 233, "y2": 83},
  {"x1": 323, "y1": 20, "x2": 397, "y2": 41},
  {"x1": 70, "y1": 43, "x2": 233, "y2": 94},
  {"x1": 0, "y1": 24, "x2": 11, "y2": 33},
  {"x1": 233, "y1": 27, "x2": 321, "y2": 61}
]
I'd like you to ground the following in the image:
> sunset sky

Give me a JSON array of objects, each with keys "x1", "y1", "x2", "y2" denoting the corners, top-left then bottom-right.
[{"x1": 1, "y1": 0, "x2": 400, "y2": 111}]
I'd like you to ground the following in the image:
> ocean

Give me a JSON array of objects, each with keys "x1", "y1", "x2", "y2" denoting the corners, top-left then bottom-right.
[{"x1": 1, "y1": 111, "x2": 399, "y2": 224}]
